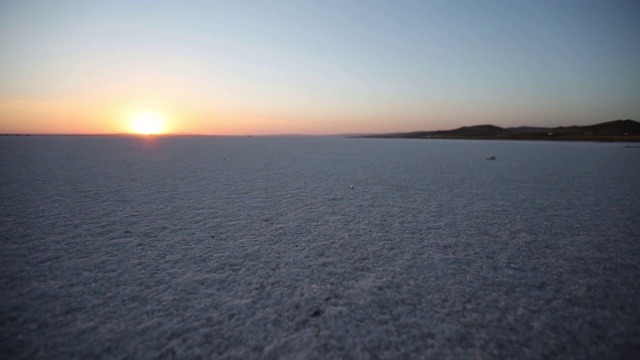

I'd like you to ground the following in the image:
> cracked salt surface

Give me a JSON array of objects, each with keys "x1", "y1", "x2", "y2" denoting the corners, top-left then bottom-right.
[{"x1": 1, "y1": 136, "x2": 639, "y2": 359}]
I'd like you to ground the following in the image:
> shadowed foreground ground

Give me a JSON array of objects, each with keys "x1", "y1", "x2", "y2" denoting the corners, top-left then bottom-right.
[{"x1": 1, "y1": 136, "x2": 639, "y2": 359}]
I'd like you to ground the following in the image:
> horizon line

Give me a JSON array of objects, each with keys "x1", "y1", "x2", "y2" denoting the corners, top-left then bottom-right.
[{"x1": 1, "y1": 119, "x2": 635, "y2": 138}]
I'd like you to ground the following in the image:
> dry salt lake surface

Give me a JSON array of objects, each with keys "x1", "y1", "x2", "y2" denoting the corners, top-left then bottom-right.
[{"x1": 1, "y1": 136, "x2": 639, "y2": 359}]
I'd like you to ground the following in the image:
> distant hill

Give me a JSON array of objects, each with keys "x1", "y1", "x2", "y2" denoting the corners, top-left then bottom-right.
[
  {"x1": 360, "y1": 119, "x2": 640, "y2": 142},
  {"x1": 506, "y1": 126, "x2": 547, "y2": 134}
]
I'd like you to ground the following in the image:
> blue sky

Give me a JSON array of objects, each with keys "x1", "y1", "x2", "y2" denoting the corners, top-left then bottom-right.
[{"x1": 0, "y1": 0, "x2": 638, "y2": 134}]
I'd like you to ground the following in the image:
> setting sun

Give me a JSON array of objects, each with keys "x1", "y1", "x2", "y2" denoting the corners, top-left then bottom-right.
[{"x1": 130, "y1": 111, "x2": 166, "y2": 135}]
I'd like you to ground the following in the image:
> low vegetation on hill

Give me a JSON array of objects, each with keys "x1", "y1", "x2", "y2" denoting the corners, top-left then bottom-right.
[{"x1": 363, "y1": 119, "x2": 640, "y2": 142}]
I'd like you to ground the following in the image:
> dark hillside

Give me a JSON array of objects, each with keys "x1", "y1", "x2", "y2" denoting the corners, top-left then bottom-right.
[{"x1": 361, "y1": 120, "x2": 640, "y2": 142}]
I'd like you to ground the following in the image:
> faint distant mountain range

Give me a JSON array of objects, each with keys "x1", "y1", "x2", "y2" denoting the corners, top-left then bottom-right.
[{"x1": 360, "y1": 119, "x2": 640, "y2": 142}]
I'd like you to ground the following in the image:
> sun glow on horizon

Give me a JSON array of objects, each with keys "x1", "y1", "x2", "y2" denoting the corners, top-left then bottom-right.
[{"x1": 130, "y1": 111, "x2": 166, "y2": 135}]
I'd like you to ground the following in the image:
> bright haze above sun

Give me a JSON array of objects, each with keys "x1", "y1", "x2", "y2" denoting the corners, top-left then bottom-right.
[{"x1": 130, "y1": 111, "x2": 166, "y2": 135}]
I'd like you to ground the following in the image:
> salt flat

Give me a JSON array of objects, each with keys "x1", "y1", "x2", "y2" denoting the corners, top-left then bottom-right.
[{"x1": 1, "y1": 136, "x2": 639, "y2": 358}]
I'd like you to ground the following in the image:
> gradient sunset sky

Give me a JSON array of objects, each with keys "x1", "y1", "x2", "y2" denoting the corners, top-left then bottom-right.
[{"x1": 1, "y1": 0, "x2": 638, "y2": 135}]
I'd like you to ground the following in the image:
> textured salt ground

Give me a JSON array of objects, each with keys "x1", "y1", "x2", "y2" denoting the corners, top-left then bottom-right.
[{"x1": 1, "y1": 136, "x2": 639, "y2": 359}]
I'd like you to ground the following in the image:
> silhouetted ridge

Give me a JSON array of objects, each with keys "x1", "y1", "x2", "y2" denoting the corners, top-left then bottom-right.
[
  {"x1": 449, "y1": 125, "x2": 509, "y2": 136},
  {"x1": 360, "y1": 120, "x2": 640, "y2": 142},
  {"x1": 506, "y1": 126, "x2": 547, "y2": 133},
  {"x1": 582, "y1": 119, "x2": 640, "y2": 134}
]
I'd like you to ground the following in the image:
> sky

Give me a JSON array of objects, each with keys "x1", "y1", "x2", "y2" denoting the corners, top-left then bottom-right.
[{"x1": 0, "y1": 0, "x2": 638, "y2": 135}]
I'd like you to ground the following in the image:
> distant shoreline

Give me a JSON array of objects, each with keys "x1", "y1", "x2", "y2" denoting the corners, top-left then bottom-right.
[
  {"x1": 358, "y1": 119, "x2": 640, "y2": 143},
  {"x1": 2, "y1": 119, "x2": 639, "y2": 142},
  {"x1": 357, "y1": 134, "x2": 640, "y2": 143},
  {"x1": 2, "y1": 133, "x2": 639, "y2": 143}
]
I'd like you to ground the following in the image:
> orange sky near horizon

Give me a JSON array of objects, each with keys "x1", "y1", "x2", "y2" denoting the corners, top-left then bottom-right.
[
  {"x1": 0, "y1": 98, "x2": 409, "y2": 136},
  {"x1": 1, "y1": 88, "x2": 485, "y2": 135},
  {"x1": 1, "y1": 101, "x2": 289, "y2": 136}
]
